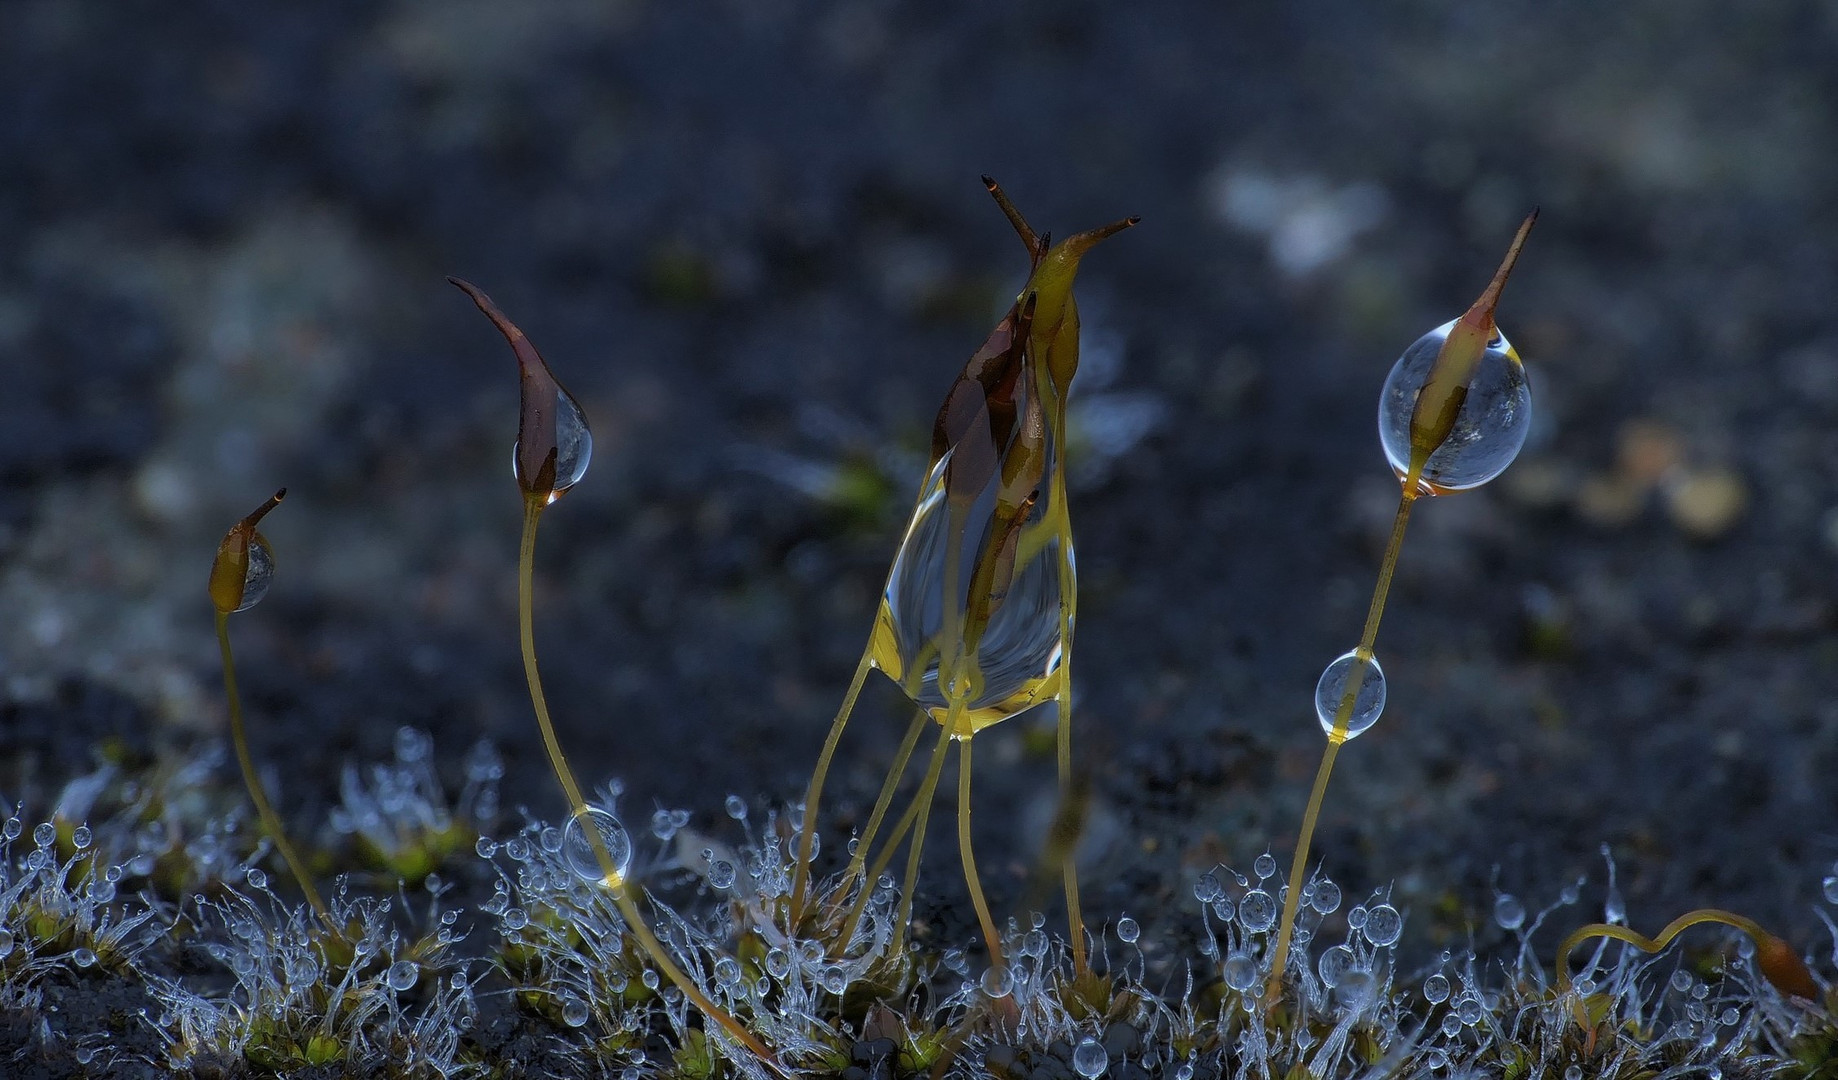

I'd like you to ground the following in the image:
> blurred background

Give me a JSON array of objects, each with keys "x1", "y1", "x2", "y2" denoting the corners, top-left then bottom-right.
[{"x1": 2, "y1": 0, "x2": 1836, "y2": 957}]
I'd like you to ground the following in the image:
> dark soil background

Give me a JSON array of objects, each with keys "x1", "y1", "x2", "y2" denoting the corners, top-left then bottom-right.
[{"x1": 3, "y1": 0, "x2": 1837, "y2": 967}]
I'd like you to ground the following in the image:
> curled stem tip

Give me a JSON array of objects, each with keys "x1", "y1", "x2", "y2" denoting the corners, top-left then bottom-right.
[
  {"x1": 447, "y1": 277, "x2": 528, "y2": 345},
  {"x1": 982, "y1": 175, "x2": 1044, "y2": 258},
  {"x1": 1464, "y1": 208, "x2": 1539, "y2": 331}
]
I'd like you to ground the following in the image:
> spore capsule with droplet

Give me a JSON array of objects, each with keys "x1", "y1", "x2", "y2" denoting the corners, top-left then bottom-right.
[{"x1": 1379, "y1": 319, "x2": 1532, "y2": 495}]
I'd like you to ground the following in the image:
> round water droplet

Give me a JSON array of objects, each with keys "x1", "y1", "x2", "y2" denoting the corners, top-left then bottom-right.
[
  {"x1": 0, "y1": 929, "x2": 13, "y2": 958},
  {"x1": 1493, "y1": 894, "x2": 1525, "y2": 931},
  {"x1": 641, "y1": 969, "x2": 660, "y2": 991},
  {"x1": 724, "y1": 795, "x2": 747, "y2": 820},
  {"x1": 1310, "y1": 880, "x2": 1342, "y2": 914},
  {"x1": 1823, "y1": 875, "x2": 1838, "y2": 905},
  {"x1": 563, "y1": 808, "x2": 632, "y2": 885},
  {"x1": 504, "y1": 837, "x2": 531, "y2": 862},
  {"x1": 502, "y1": 908, "x2": 528, "y2": 932},
  {"x1": 512, "y1": 385, "x2": 592, "y2": 501},
  {"x1": 764, "y1": 949, "x2": 791, "y2": 979},
  {"x1": 561, "y1": 995, "x2": 589, "y2": 1028},
  {"x1": 3, "y1": 817, "x2": 19, "y2": 841},
  {"x1": 1315, "y1": 651, "x2": 1386, "y2": 739},
  {"x1": 244, "y1": 867, "x2": 267, "y2": 889},
  {"x1": 1563, "y1": 1066, "x2": 1582, "y2": 1080},
  {"x1": 1212, "y1": 897, "x2": 1235, "y2": 923},
  {"x1": 1222, "y1": 951, "x2": 1258, "y2": 992},
  {"x1": 1423, "y1": 973, "x2": 1450, "y2": 1004},
  {"x1": 651, "y1": 809, "x2": 677, "y2": 841},
  {"x1": 1346, "y1": 905, "x2": 1368, "y2": 929},
  {"x1": 1238, "y1": 889, "x2": 1276, "y2": 933},
  {"x1": 1253, "y1": 853, "x2": 1277, "y2": 879},
  {"x1": 1363, "y1": 903, "x2": 1403, "y2": 947},
  {"x1": 1439, "y1": 1011, "x2": 1462, "y2": 1039},
  {"x1": 1336, "y1": 968, "x2": 1376, "y2": 1009},
  {"x1": 75, "y1": 1046, "x2": 95, "y2": 1065},
  {"x1": 980, "y1": 966, "x2": 1013, "y2": 998},
  {"x1": 708, "y1": 860, "x2": 736, "y2": 890},
  {"x1": 1193, "y1": 873, "x2": 1222, "y2": 904},
  {"x1": 387, "y1": 960, "x2": 419, "y2": 991},
  {"x1": 714, "y1": 957, "x2": 742, "y2": 987},
  {"x1": 32, "y1": 822, "x2": 55, "y2": 849},
  {"x1": 394, "y1": 726, "x2": 431, "y2": 763},
  {"x1": 1318, "y1": 945, "x2": 1356, "y2": 988},
  {"x1": 1116, "y1": 917, "x2": 1140, "y2": 944},
  {"x1": 233, "y1": 534, "x2": 277, "y2": 612},
  {"x1": 1020, "y1": 929, "x2": 1048, "y2": 958},
  {"x1": 70, "y1": 826, "x2": 91, "y2": 850},
  {"x1": 1604, "y1": 888, "x2": 1626, "y2": 925},
  {"x1": 73, "y1": 947, "x2": 97, "y2": 969},
  {"x1": 475, "y1": 837, "x2": 498, "y2": 859},
  {"x1": 1072, "y1": 1037, "x2": 1108, "y2": 1079},
  {"x1": 1379, "y1": 319, "x2": 1531, "y2": 495},
  {"x1": 1455, "y1": 994, "x2": 1484, "y2": 1025}
]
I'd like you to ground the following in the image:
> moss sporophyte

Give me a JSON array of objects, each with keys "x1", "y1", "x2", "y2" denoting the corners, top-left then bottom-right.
[{"x1": 146, "y1": 184, "x2": 1835, "y2": 1076}]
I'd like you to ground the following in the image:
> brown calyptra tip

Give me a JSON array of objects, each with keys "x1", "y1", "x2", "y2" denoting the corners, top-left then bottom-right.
[
  {"x1": 209, "y1": 488, "x2": 285, "y2": 615},
  {"x1": 449, "y1": 277, "x2": 569, "y2": 500}
]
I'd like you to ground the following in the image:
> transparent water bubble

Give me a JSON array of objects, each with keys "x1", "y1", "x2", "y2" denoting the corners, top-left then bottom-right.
[
  {"x1": 2, "y1": 818, "x2": 18, "y2": 841},
  {"x1": 1423, "y1": 973, "x2": 1451, "y2": 1004},
  {"x1": 1253, "y1": 853, "x2": 1277, "y2": 879},
  {"x1": 1318, "y1": 945, "x2": 1356, "y2": 988},
  {"x1": 1315, "y1": 651, "x2": 1386, "y2": 739},
  {"x1": 1020, "y1": 930, "x2": 1049, "y2": 958},
  {"x1": 1346, "y1": 905, "x2": 1368, "y2": 930},
  {"x1": 1670, "y1": 970, "x2": 1695, "y2": 994},
  {"x1": 244, "y1": 867, "x2": 267, "y2": 889},
  {"x1": 561, "y1": 995, "x2": 589, "y2": 1028},
  {"x1": 502, "y1": 908, "x2": 529, "y2": 932},
  {"x1": 513, "y1": 385, "x2": 593, "y2": 500},
  {"x1": 234, "y1": 534, "x2": 277, "y2": 611},
  {"x1": 980, "y1": 966, "x2": 1013, "y2": 998},
  {"x1": 1222, "y1": 951, "x2": 1258, "y2": 992},
  {"x1": 73, "y1": 948, "x2": 97, "y2": 969},
  {"x1": 32, "y1": 822, "x2": 55, "y2": 849},
  {"x1": 475, "y1": 837, "x2": 498, "y2": 858},
  {"x1": 1336, "y1": 968, "x2": 1376, "y2": 1009},
  {"x1": 713, "y1": 957, "x2": 742, "y2": 987},
  {"x1": 504, "y1": 837, "x2": 531, "y2": 862},
  {"x1": 764, "y1": 949, "x2": 791, "y2": 979},
  {"x1": 819, "y1": 965, "x2": 849, "y2": 994},
  {"x1": 1310, "y1": 880, "x2": 1342, "y2": 914},
  {"x1": 1455, "y1": 995, "x2": 1484, "y2": 1025},
  {"x1": 1563, "y1": 1066, "x2": 1582, "y2": 1080},
  {"x1": 1439, "y1": 1012, "x2": 1463, "y2": 1039},
  {"x1": 70, "y1": 826, "x2": 91, "y2": 850},
  {"x1": 1116, "y1": 917, "x2": 1140, "y2": 944},
  {"x1": 1823, "y1": 876, "x2": 1838, "y2": 905},
  {"x1": 641, "y1": 969, "x2": 659, "y2": 991},
  {"x1": 1378, "y1": 319, "x2": 1531, "y2": 495},
  {"x1": 1072, "y1": 1037, "x2": 1108, "y2": 1079},
  {"x1": 563, "y1": 809, "x2": 633, "y2": 885},
  {"x1": 1193, "y1": 873, "x2": 1222, "y2": 904},
  {"x1": 1493, "y1": 894, "x2": 1525, "y2": 931},
  {"x1": 394, "y1": 726, "x2": 432, "y2": 764},
  {"x1": 708, "y1": 860, "x2": 736, "y2": 890},
  {"x1": 387, "y1": 960, "x2": 419, "y2": 991},
  {"x1": 0, "y1": 929, "x2": 12, "y2": 958},
  {"x1": 1363, "y1": 903, "x2": 1403, "y2": 947},
  {"x1": 285, "y1": 955, "x2": 319, "y2": 986},
  {"x1": 724, "y1": 795, "x2": 747, "y2": 820},
  {"x1": 1238, "y1": 889, "x2": 1277, "y2": 933},
  {"x1": 651, "y1": 809, "x2": 678, "y2": 841},
  {"x1": 1212, "y1": 897, "x2": 1235, "y2": 923}
]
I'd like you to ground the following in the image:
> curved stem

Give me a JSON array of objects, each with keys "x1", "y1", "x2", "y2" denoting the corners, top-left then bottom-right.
[
  {"x1": 1050, "y1": 490, "x2": 1085, "y2": 974},
  {"x1": 957, "y1": 735, "x2": 1003, "y2": 967},
  {"x1": 1266, "y1": 490, "x2": 1417, "y2": 1001},
  {"x1": 1555, "y1": 910, "x2": 1765, "y2": 994},
  {"x1": 519, "y1": 498, "x2": 780, "y2": 1072},
  {"x1": 790, "y1": 650, "x2": 874, "y2": 922},
  {"x1": 890, "y1": 715, "x2": 959, "y2": 957},
  {"x1": 217, "y1": 611, "x2": 334, "y2": 932}
]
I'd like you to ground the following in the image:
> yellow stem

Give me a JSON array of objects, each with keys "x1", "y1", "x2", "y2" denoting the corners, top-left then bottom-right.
[
  {"x1": 833, "y1": 758, "x2": 929, "y2": 956},
  {"x1": 519, "y1": 498, "x2": 780, "y2": 1072},
  {"x1": 790, "y1": 650, "x2": 874, "y2": 922},
  {"x1": 957, "y1": 735, "x2": 1003, "y2": 967},
  {"x1": 1555, "y1": 909, "x2": 1765, "y2": 994},
  {"x1": 217, "y1": 611, "x2": 334, "y2": 932},
  {"x1": 1265, "y1": 489, "x2": 1417, "y2": 1001},
  {"x1": 891, "y1": 714, "x2": 959, "y2": 957},
  {"x1": 849, "y1": 709, "x2": 930, "y2": 883},
  {"x1": 1051, "y1": 486, "x2": 1085, "y2": 974}
]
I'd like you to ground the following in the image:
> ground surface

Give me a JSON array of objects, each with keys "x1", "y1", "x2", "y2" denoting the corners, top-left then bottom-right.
[{"x1": 2, "y1": 0, "x2": 1837, "y2": 994}]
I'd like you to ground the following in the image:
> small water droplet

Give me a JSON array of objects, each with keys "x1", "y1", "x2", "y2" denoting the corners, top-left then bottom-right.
[
  {"x1": 502, "y1": 908, "x2": 528, "y2": 931},
  {"x1": 0, "y1": 930, "x2": 12, "y2": 958},
  {"x1": 1310, "y1": 880, "x2": 1342, "y2": 914},
  {"x1": 980, "y1": 966, "x2": 1013, "y2": 998},
  {"x1": 394, "y1": 726, "x2": 431, "y2": 763},
  {"x1": 75, "y1": 1046, "x2": 95, "y2": 1065},
  {"x1": 1346, "y1": 905, "x2": 1368, "y2": 929},
  {"x1": 1222, "y1": 951, "x2": 1258, "y2": 991},
  {"x1": 1823, "y1": 876, "x2": 1838, "y2": 905},
  {"x1": 1493, "y1": 894, "x2": 1525, "y2": 931},
  {"x1": 708, "y1": 860, "x2": 736, "y2": 890},
  {"x1": 1363, "y1": 903, "x2": 1403, "y2": 947},
  {"x1": 563, "y1": 809, "x2": 633, "y2": 884},
  {"x1": 475, "y1": 837, "x2": 498, "y2": 858},
  {"x1": 73, "y1": 947, "x2": 97, "y2": 969},
  {"x1": 764, "y1": 949, "x2": 791, "y2": 979},
  {"x1": 1253, "y1": 853, "x2": 1277, "y2": 879},
  {"x1": 1238, "y1": 889, "x2": 1276, "y2": 933},
  {"x1": 561, "y1": 995, "x2": 589, "y2": 1027},
  {"x1": 1379, "y1": 319, "x2": 1532, "y2": 494},
  {"x1": 387, "y1": 960, "x2": 418, "y2": 991},
  {"x1": 1315, "y1": 651, "x2": 1386, "y2": 739},
  {"x1": 714, "y1": 957, "x2": 742, "y2": 987},
  {"x1": 32, "y1": 822, "x2": 55, "y2": 849},
  {"x1": 70, "y1": 826, "x2": 91, "y2": 850},
  {"x1": 1318, "y1": 945, "x2": 1355, "y2": 988},
  {"x1": 1563, "y1": 1066, "x2": 1582, "y2": 1080},
  {"x1": 2, "y1": 818, "x2": 19, "y2": 841},
  {"x1": 1116, "y1": 917, "x2": 1140, "y2": 944},
  {"x1": 1423, "y1": 973, "x2": 1450, "y2": 1004},
  {"x1": 1072, "y1": 1037, "x2": 1108, "y2": 1079},
  {"x1": 724, "y1": 795, "x2": 747, "y2": 820},
  {"x1": 504, "y1": 837, "x2": 531, "y2": 862},
  {"x1": 1455, "y1": 995, "x2": 1484, "y2": 1025},
  {"x1": 1193, "y1": 873, "x2": 1222, "y2": 904},
  {"x1": 244, "y1": 867, "x2": 267, "y2": 889},
  {"x1": 641, "y1": 968, "x2": 659, "y2": 991},
  {"x1": 1604, "y1": 887, "x2": 1626, "y2": 925},
  {"x1": 651, "y1": 809, "x2": 677, "y2": 841}
]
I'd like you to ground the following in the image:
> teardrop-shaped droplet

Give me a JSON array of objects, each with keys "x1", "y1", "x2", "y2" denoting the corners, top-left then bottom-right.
[
  {"x1": 233, "y1": 533, "x2": 276, "y2": 612},
  {"x1": 1379, "y1": 319, "x2": 1531, "y2": 495},
  {"x1": 512, "y1": 382, "x2": 592, "y2": 502},
  {"x1": 870, "y1": 449, "x2": 1068, "y2": 733},
  {"x1": 1314, "y1": 650, "x2": 1386, "y2": 740},
  {"x1": 562, "y1": 807, "x2": 632, "y2": 886}
]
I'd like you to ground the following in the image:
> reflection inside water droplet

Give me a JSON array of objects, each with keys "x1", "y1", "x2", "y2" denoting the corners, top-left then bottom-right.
[
  {"x1": 1315, "y1": 651, "x2": 1386, "y2": 739},
  {"x1": 234, "y1": 535, "x2": 275, "y2": 612},
  {"x1": 513, "y1": 384, "x2": 593, "y2": 501},
  {"x1": 563, "y1": 809, "x2": 632, "y2": 885},
  {"x1": 1378, "y1": 319, "x2": 1531, "y2": 495}
]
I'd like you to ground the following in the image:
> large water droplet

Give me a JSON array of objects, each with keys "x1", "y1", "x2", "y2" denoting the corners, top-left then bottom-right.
[
  {"x1": 561, "y1": 995, "x2": 590, "y2": 1028},
  {"x1": 1116, "y1": 917, "x2": 1140, "y2": 944},
  {"x1": 563, "y1": 809, "x2": 632, "y2": 885},
  {"x1": 1310, "y1": 880, "x2": 1342, "y2": 914},
  {"x1": 1238, "y1": 889, "x2": 1276, "y2": 933},
  {"x1": 1318, "y1": 945, "x2": 1356, "y2": 988},
  {"x1": 387, "y1": 960, "x2": 418, "y2": 991},
  {"x1": 980, "y1": 966, "x2": 1013, "y2": 998},
  {"x1": 1423, "y1": 973, "x2": 1450, "y2": 1004},
  {"x1": 1253, "y1": 853, "x2": 1277, "y2": 879},
  {"x1": 512, "y1": 381, "x2": 592, "y2": 502},
  {"x1": 1363, "y1": 903, "x2": 1403, "y2": 947},
  {"x1": 1379, "y1": 320, "x2": 1531, "y2": 495},
  {"x1": 1314, "y1": 651, "x2": 1386, "y2": 739},
  {"x1": 1222, "y1": 951, "x2": 1258, "y2": 992},
  {"x1": 1072, "y1": 1037, "x2": 1108, "y2": 1079},
  {"x1": 233, "y1": 534, "x2": 276, "y2": 612}
]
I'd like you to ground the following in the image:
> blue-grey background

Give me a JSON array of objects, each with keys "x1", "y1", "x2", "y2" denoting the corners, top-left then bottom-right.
[{"x1": 2, "y1": 1, "x2": 1836, "y2": 957}]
